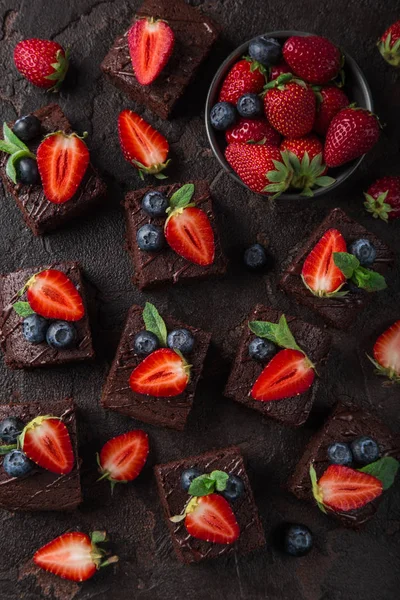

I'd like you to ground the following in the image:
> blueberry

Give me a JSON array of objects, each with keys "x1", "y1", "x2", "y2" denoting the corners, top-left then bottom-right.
[
  {"x1": 237, "y1": 93, "x2": 263, "y2": 118},
  {"x1": 181, "y1": 467, "x2": 202, "y2": 491},
  {"x1": 248, "y1": 337, "x2": 277, "y2": 362},
  {"x1": 141, "y1": 190, "x2": 169, "y2": 217},
  {"x1": 3, "y1": 450, "x2": 33, "y2": 477},
  {"x1": 12, "y1": 115, "x2": 41, "y2": 142},
  {"x1": 167, "y1": 329, "x2": 195, "y2": 354},
  {"x1": 22, "y1": 314, "x2": 49, "y2": 344},
  {"x1": 210, "y1": 101, "x2": 237, "y2": 131},
  {"x1": 327, "y1": 442, "x2": 353, "y2": 466},
  {"x1": 16, "y1": 158, "x2": 40, "y2": 185},
  {"x1": 46, "y1": 321, "x2": 77, "y2": 350},
  {"x1": 136, "y1": 224, "x2": 165, "y2": 252},
  {"x1": 283, "y1": 523, "x2": 313, "y2": 557},
  {"x1": 0, "y1": 417, "x2": 24, "y2": 444},
  {"x1": 249, "y1": 36, "x2": 282, "y2": 66},
  {"x1": 350, "y1": 436, "x2": 380, "y2": 465},
  {"x1": 349, "y1": 239, "x2": 377, "y2": 267},
  {"x1": 244, "y1": 243, "x2": 268, "y2": 270},
  {"x1": 134, "y1": 330, "x2": 159, "y2": 356},
  {"x1": 222, "y1": 474, "x2": 244, "y2": 501}
]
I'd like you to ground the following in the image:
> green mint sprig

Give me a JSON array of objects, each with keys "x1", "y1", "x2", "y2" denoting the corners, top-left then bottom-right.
[
  {"x1": 248, "y1": 314, "x2": 307, "y2": 357},
  {"x1": 142, "y1": 302, "x2": 167, "y2": 346},
  {"x1": 166, "y1": 184, "x2": 195, "y2": 214},
  {"x1": 188, "y1": 470, "x2": 229, "y2": 497},
  {"x1": 0, "y1": 122, "x2": 36, "y2": 184},
  {"x1": 359, "y1": 456, "x2": 399, "y2": 490},
  {"x1": 13, "y1": 301, "x2": 35, "y2": 318},
  {"x1": 333, "y1": 252, "x2": 387, "y2": 292}
]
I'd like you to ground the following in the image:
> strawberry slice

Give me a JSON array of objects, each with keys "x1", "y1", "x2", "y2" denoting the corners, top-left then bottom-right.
[
  {"x1": 315, "y1": 465, "x2": 383, "y2": 512},
  {"x1": 164, "y1": 206, "x2": 215, "y2": 266},
  {"x1": 21, "y1": 416, "x2": 74, "y2": 475},
  {"x1": 128, "y1": 17, "x2": 175, "y2": 85},
  {"x1": 372, "y1": 320, "x2": 400, "y2": 382},
  {"x1": 185, "y1": 494, "x2": 240, "y2": 545},
  {"x1": 118, "y1": 109, "x2": 170, "y2": 178},
  {"x1": 301, "y1": 228, "x2": 347, "y2": 296},
  {"x1": 98, "y1": 430, "x2": 149, "y2": 488},
  {"x1": 25, "y1": 269, "x2": 84, "y2": 321},
  {"x1": 37, "y1": 132, "x2": 89, "y2": 204},
  {"x1": 251, "y1": 348, "x2": 315, "y2": 402},
  {"x1": 129, "y1": 348, "x2": 190, "y2": 397}
]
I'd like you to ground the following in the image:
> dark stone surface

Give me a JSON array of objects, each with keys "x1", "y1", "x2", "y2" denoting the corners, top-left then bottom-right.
[{"x1": 0, "y1": 0, "x2": 399, "y2": 599}]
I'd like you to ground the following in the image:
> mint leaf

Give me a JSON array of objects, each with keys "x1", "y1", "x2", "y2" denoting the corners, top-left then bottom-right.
[
  {"x1": 6, "y1": 149, "x2": 36, "y2": 184},
  {"x1": 0, "y1": 443, "x2": 17, "y2": 455},
  {"x1": 188, "y1": 474, "x2": 216, "y2": 497},
  {"x1": 142, "y1": 302, "x2": 167, "y2": 346},
  {"x1": 168, "y1": 184, "x2": 195, "y2": 210},
  {"x1": 359, "y1": 457, "x2": 399, "y2": 490},
  {"x1": 333, "y1": 252, "x2": 359, "y2": 278},
  {"x1": 351, "y1": 267, "x2": 387, "y2": 292},
  {"x1": 3, "y1": 122, "x2": 28, "y2": 151},
  {"x1": 0, "y1": 139, "x2": 20, "y2": 154},
  {"x1": 210, "y1": 470, "x2": 229, "y2": 492},
  {"x1": 249, "y1": 314, "x2": 303, "y2": 353},
  {"x1": 13, "y1": 301, "x2": 35, "y2": 317}
]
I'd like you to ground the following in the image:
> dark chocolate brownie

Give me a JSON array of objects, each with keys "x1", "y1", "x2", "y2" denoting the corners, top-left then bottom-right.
[
  {"x1": 288, "y1": 403, "x2": 400, "y2": 528},
  {"x1": 224, "y1": 305, "x2": 331, "y2": 427},
  {"x1": 101, "y1": 0, "x2": 219, "y2": 119},
  {"x1": 0, "y1": 104, "x2": 107, "y2": 236},
  {"x1": 0, "y1": 261, "x2": 94, "y2": 369},
  {"x1": 279, "y1": 208, "x2": 394, "y2": 330},
  {"x1": 124, "y1": 180, "x2": 227, "y2": 290},
  {"x1": 0, "y1": 398, "x2": 82, "y2": 511},
  {"x1": 101, "y1": 304, "x2": 211, "y2": 430},
  {"x1": 154, "y1": 446, "x2": 265, "y2": 563}
]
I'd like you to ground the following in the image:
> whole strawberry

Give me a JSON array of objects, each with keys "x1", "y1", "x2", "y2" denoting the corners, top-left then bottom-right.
[
  {"x1": 313, "y1": 86, "x2": 349, "y2": 136},
  {"x1": 263, "y1": 74, "x2": 316, "y2": 138},
  {"x1": 14, "y1": 39, "x2": 69, "y2": 91},
  {"x1": 324, "y1": 107, "x2": 381, "y2": 168},
  {"x1": 378, "y1": 20, "x2": 400, "y2": 67},
  {"x1": 225, "y1": 118, "x2": 281, "y2": 145},
  {"x1": 283, "y1": 35, "x2": 342, "y2": 84},
  {"x1": 281, "y1": 135, "x2": 334, "y2": 196},
  {"x1": 364, "y1": 176, "x2": 400, "y2": 222},
  {"x1": 219, "y1": 58, "x2": 266, "y2": 104}
]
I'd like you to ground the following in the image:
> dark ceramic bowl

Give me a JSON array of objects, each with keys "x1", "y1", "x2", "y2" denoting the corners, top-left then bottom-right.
[{"x1": 205, "y1": 31, "x2": 374, "y2": 200}]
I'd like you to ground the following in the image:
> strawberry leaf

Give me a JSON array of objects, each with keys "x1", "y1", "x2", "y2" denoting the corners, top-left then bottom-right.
[
  {"x1": 168, "y1": 184, "x2": 195, "y2": 210},
  {"x1": 359, "y1": 457, "x2": 399, "y2": 490},
  {"x1": 13, "y1": 301, "x2": 35, "y2": 317},
  {"x1": 142, "y1": 302, "x2": 167, "y2": 346},
  {"x1": 248, "y1": 314, "x2": 303, "y2": 354}
]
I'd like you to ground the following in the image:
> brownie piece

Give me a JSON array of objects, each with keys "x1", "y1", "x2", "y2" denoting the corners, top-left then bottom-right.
[
  {"x1": 101, "y1": 304, "x2": 211, "y2": 430},
  {"x1": 0, "y1": 261, "x2": 94, "y2": 369},
  {"x1": 288, "y1": 403, "x2": 400, "y2": 528},
  {"x1": 124, "y1": 180, "x2": 227, "y2": 290},
  {"x1": 0, "y1": 103, "x2": 107, "y2": 235},
  {"x1": 154, "y1": 446, "x2": 265, "y2": 563},
  {"x1": 101, "y1": 0, "x2": 219, "y2": 119},
  {"x1": 279, "y1": 208, "x2": 394, "y2": 330},
  {"x1": 0, "y1": 398, "x2": 82, "y2": 511},
  {"x1": 224, "y1": 305, "x2": 331, "y2": 427}
]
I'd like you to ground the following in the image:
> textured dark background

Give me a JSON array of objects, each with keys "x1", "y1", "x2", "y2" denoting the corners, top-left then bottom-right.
[{"x1": 0, "y1": 0, "x2": 399, "y2": 599}]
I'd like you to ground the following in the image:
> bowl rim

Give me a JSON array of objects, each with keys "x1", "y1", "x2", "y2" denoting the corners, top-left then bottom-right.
[{"x1": 205, "y1": 30, "x2": 374, "y2": 200}]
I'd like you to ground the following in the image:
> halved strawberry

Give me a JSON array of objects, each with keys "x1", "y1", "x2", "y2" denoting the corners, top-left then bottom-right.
[
  {"x1": 301, "y1": 228, "x2": 347, "y2": 296},
  {"x1": 313, "y1": 465, "x2": 382, "y2": 512},
  {"x1": 25, "y1": 269, "x2": 84, "y2": 322},
  {"x1": 129, "y1": 348, "x2": 190, "y2": 397},
  {"x1": 251, "y1": 348, "x2": 315, "y2": 402},
  {"x1": 184, "y1": 494, "x2": 240, "y2": 545},
  {"x1": 118, "y1": 109, "x2": 170, "y2": 178},
  {"x1": 165, "y1": 207, "x2": 215, "y2": 266},
  {"x1": 370, "y1": 320, "x2": 400, "y2": 383},
  {"x1": 36, "y1": 132, "x2": 89, "y2": 204},
  {"x1": 98, "y1": 430, "x2": 149, "y2": 489},
  {"x1": 128, "y1": 17, "x2": 175, "y2": 85},
  {"x1": 20, "y1": 416, "x2": 74, "y2": 475}
]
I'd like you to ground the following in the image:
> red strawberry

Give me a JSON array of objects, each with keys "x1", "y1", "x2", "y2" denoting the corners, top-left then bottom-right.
[
  {"x1": 281, "y1": 134, "x2": 324, "y2": 163},
  {"x1": 128, "y1": 17, "x2": 175, "y2": 85},
  {"x1": 21, "y1": 416, "x2": 74, "y2": 475},
  {"x1": 98, "y1": 430, "x2": 149, "y2": 489},
  {"x1": 118, "y1": 109, "x2": 170, "y2": 178},
  {"x1": 225, "y1": 142, "x2": 293, "y2": 197},
  {"x1": 219, "y1": 58, "x2": 266, "y2": 104},
  {"x1": 270, "y1": 60, "x2": 292, "y2": 81},
  {"x1": 371, "y1": 320, "x2": 400, "y2": 383},
  {"x1": 129, "y1": 348, "x2": 190, "y2": 397},
  {"x1": 225, "y1": 118, "x2": 281, "y2": 145},
  {"x1": 301, "y1": 228, "x2": 347, "y2": 296},
  {"x1": 251, "y1": 348, "x2": 315, "y2": 402},
  {"x1": 37, "y1": 132, "x2": 89, "y2": 204},
  {"x1": 324, "y1": 107, "x2": 381, "y2": 168},
  {"x1": 263, "y1": 74, "x2": 316, "y2": 138},
  {"x1": 364, "y1": 176, "x2": 400, "y2": 222},
  {"x1": 283, "y1": 36, "x2": 342, "y2": 84},
  {"x1": 280, "y1": 135, "x2": 333, "y2": 196},
  {"x1": 165, "y1": 207, "x2": 215, "y2": 266},
  {"x1": 314, "y1": 465, "x2": 382, "y2": 512},
  {"x1": 25, "y1": 269, "x2": 84, "y2": 322},
  {"x1": 184, "y1": 494, "x2": 240, "y2": 545},
  {"x1": 34, "y1": 531, "x2": 118, "y2": 582},
  {"x1": 378, "y1": 20, "x2": 400, "y2": 67},
  {"x1": 313, "y1": 85, "x2": 350, "y2": 136},
  {"x1": 14, "y1": 39, "x2": 69, "y2": 90}
]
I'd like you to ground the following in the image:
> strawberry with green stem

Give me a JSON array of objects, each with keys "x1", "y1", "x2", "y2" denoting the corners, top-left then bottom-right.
[
  {"x1": 301, "y1": 229, "x2": 348, "y2": 297},
  {"x1": 368, "y1": 320, "x2": 400, "y2": 384},
  {"x1": 377, "y1": 20, "x2": 400, "y2": 67},
  {"x1": 219, "y1": 57, "x2": 266, "y2": 104},
  {"x1": 364, "y1": 176, "x2": 400, "y2": 222},
  {"x1": 313, "y1": 85, "x2": 350, "y2": 136},
  {"x1": 14, "y1": 39, "x2": 69, "y2": 91},
  {"x1": 97, "y1": 430, "x2": 149, "y2": 492}
]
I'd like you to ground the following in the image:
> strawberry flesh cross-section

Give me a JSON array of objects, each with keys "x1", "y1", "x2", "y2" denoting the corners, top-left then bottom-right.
[
  {"x1": 26, "y1": 269, "x2": 84, "y2": 321},
  {"x1": 21, "y1": 416, "x2": 74, "y2": 475},
  {"x1": 301, "y1": 228, "x2": 347, "y2": 296},
  {"x1": 128, "y1": 18, "x2": 175, "y2": 86},
  {"x1": 98, "y1": 430, "x2": 149, "y2": 486},
  {"x1": 315, "y1": 464, "x2": 383, "y2": 512},
  {"x1": 129, "y1": 348, "x2": 190, "y2": 397},
  {"x1": 165, "y1": 207, "x2": 215, "y2": 266},
  {"x1": 184, "y1": 494, "x2": 240, "y2": 545}
]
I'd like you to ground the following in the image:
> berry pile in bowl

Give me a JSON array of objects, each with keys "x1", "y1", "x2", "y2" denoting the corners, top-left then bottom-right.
[{"x1": 206, "y1": 31, "x2": 377, "y2": 200}]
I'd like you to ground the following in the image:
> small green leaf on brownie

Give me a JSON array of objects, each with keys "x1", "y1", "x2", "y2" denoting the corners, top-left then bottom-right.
[
  {"x1": 249, "y1": 314, "x2": 303, "y2": 354},
  {"x1": 188, "y1": 470, "x2": 229, "y2": 496},
  {"x1": 210, "y1": 470, "x2": 229, "y2": 491},
  {"x1": 142, "y1": 302, "x2": 167, "y2": 346},
  {"x1": 13, "y1": 301, "x2": 35, "y2": 317},
  {"x1": 333, "y1": 252, "x2": 387, "y2": 292},
  {"x1": 333, "y1": 252, "x2": 359, "y2": 278},
  {"x1": 359, "y1": 456, "x2": 399, "y2": 490},
  {"x1": 168, "y1": 184, "x2": 195, "y2": 211}
]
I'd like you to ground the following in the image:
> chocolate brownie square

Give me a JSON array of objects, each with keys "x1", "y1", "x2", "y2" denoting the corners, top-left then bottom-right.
[
  {"x1": 224, "y1": 305, "x2": 331, "y2": 427},
  {"x1": 154, "y1": 446, "x2": 265, "y2": 563},
  {"x1": 0, "y1": 261, "x2": 94, "y2": 369},
  {"x1": 0, "y1": 398, "x2": 82, "y2": 511},
  {"x1": 279, "y1": 208, "x2": 394, "y2": 330},
  {"x1": 101, "y1": 304, "x2": 211, "y2": 430},
  {"x1": 101, "y1": 0, "x2": 219, "y2": 119},
  {"x1": 124, "y1": 180, "x2": 227, "y2": 290},
  {"x1": 0, "y1": 103, "x2": 107, "y2": 235},
  {"x1": 288, "y1": 403, "x2": 400, "y2": 528}
]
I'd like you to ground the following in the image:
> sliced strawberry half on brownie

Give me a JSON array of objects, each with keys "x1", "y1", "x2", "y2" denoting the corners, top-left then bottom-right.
[
  {"x1": 129, "y1": 348, "x2": 190, "y2": 397},
  {"x1": 369, "y1": 320, "x2": 400, "y2": 383},
  {"x1": 98, "y1": 430, "x2": 149, "y2": 489},
  {"x1": 25, "y1": 269, "x2": 84, "y2": 321},
  {"x1": 128, "y1": 17, "x2": 175, "y2": 85},
  {"x1": 184, "y1": 493, "x2": 240, "y2": 545},
  {"x1": 20, "y1": 416, "x2": 74, "y2": 474},
  {"x1": 301, "y1": 228, "x2": 347, "y2": 296}
]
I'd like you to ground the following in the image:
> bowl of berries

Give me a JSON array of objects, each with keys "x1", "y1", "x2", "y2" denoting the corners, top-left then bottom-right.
[{"x1": 206, "y1": 32, "x2": 377, "y2": 200}]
